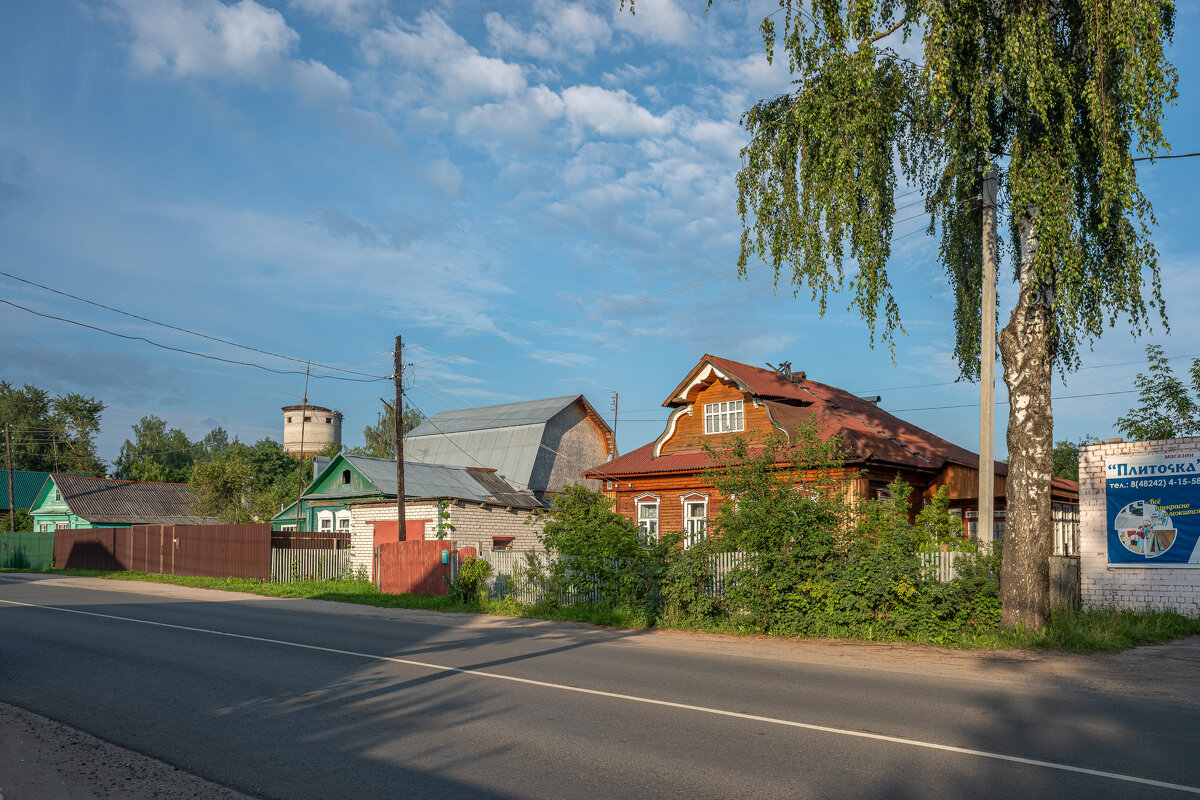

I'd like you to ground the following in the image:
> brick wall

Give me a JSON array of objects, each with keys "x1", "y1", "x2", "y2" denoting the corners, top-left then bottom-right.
[
  {"x1": 1079, "y1": 436, "x2": 1200, "y2": 611},
  {"x1": 347, "y1": 499, "x2": 545, "y2": 577}
]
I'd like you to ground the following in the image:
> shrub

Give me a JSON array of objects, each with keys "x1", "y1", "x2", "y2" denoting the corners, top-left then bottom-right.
[{"x1": 447, "y1": 556, "x2": 493, "y2": 606}]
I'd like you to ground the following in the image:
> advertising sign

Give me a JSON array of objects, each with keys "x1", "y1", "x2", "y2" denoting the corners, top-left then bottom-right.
[{"x1": 1106, "y1": 450, "x2": 1200, "y2": 566}]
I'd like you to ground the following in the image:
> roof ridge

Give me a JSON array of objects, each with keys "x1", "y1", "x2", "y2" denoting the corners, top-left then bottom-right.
[{"x1": 54, "y1": 474, "x2": 193, "y2": 486}]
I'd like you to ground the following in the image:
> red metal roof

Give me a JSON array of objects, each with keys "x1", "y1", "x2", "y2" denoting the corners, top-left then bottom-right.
[{"x1": 593, "y1": 354, "x2": 1013, "y2": 479}]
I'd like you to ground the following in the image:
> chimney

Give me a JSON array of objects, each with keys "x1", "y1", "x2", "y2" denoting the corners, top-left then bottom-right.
[{"x1": 859, "y1": 395, "x2": 882, "y2": 405}]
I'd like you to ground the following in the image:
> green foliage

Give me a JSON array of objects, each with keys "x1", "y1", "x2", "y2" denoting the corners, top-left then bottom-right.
[
  {"x1": 1051, "y1": 437, "x2": 1096, "y2": 482},
  {"x1": 0, "y1": 382, "x2": 106, "y2": 476},
  {"x1": 538, "y1": 484, "x2": 644, "y2": 562},
  {"x1": 447, "y1": 555, "x2": 493, "y2": 606},
  {"x1": 1117, "y1": 344, "x2": 1200, "y2": 441},
  {"x1": 435, "y1": 499, "x2": 453, "y2": 539},
  {"x1": 0, "y1": 510, "x2": 33, "y2": 533},
  {"x1": 114, "y1": 415, "x2": 195, "y2": 482},
  {"x1": 189, "y1": 437, "x2": 312, "y2": 522},
  {"x1": 347, "y1": 401, "x2": 423, "y2": 458}
]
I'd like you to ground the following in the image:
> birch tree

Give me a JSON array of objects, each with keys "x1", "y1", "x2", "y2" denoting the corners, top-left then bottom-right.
[{"x1": 725, "y1": 1, "x2": 1176, "y2": 628}]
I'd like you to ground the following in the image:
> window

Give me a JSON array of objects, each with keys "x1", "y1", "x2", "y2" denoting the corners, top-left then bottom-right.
[
  {"x1": 53, "y1": 489, "x2": 62, "y2": 502},
  {"x1": 336, "y1": 513, "x2": 351, "y2": 532},
  {"x1": 684, "y1": 500, "x2": 707, "y2": 547},
  {"x1": 318, "y1": 511, "x2": 334, "y2": 532},
  {"x1": 492, "y1": 536, "x2": 515, "y2": 551},
  {"x1": 325, "y1": 417, "x2": 332, "y2": 423},
  {"x1": 341, "y1": 469, "x2": 352, "y2": 485},
  {"x1": 304, "y1": 416, "x2": 312, "y2": 423},
  {"x1": 279, "y1": 524, "x2": 297, "y2": 532},
  {"x1": 704, "y1": 400, "x2": 744, "y2": 434},
  {"x1": 40, "y1": 523, "x2": 53, "y2": 532},
  {"x1": 287, "y1": 416, "x2": 292, "y2": 423},
  {"x1": 637, "y1": 501, "x2": 659, "y2": 543}
]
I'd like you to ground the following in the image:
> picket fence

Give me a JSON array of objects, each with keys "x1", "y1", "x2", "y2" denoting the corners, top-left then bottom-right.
[
  {"x1": 476, "y1": 548, "x2": 966, "y2": 605},
  {"x1": 270, "y1": 547, "x2": 353, "y2": 583}
]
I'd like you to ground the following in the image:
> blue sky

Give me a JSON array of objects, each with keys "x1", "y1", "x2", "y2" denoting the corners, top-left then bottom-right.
[{"x1": 2, "y1": 0, "x2": 1199, "y2": 468}]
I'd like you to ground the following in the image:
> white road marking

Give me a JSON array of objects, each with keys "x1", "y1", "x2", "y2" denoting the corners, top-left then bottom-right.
[{"x1": 3, "y1": 597, "x2": 1197, "y2": 795}]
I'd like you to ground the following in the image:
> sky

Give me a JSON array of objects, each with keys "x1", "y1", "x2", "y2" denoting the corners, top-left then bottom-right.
[{"x1": 2, "y1": 0, "x2": 1200, "y2": 469}]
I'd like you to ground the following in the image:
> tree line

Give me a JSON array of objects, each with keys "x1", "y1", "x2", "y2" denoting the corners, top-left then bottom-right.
[{"x1": 1, "y1": 383, "x2": 422, "y2": 529}]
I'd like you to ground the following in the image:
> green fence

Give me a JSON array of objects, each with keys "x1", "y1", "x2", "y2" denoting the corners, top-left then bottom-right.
[{"x1": 0, "y1": 531, "x2": 55, "y2": 570}]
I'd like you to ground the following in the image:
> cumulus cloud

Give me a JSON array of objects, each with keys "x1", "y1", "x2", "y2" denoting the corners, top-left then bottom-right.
[
  {"x1": 286, "y1": 0, "x2": 381, "y2": 31},
  {"x1": 113, "y1": 0, "x2": 299, "y2": 80},
  {"x1": 561, "y1": 85, "x2": 673, "y2": 137},
  {"x1": 611, "y1": 0, "x2": 706, "y2": 47},
  {"x1": 423, "y1": 159, "x2": 465, "y2": 200},
  {"x1": 486, "y1": 0, "x2": 611, "y2": 63},
  {"x1": 363, "y1": 12, "x2": 526, "y2": 101},
  {"x1": 456, "y1": 85, "x2": 566, "y2": 149}
]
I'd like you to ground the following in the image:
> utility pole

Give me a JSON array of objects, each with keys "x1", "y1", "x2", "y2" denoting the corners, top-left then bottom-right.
[
  {"x1": 979, "y1": 166, "x2": 998, "y2": 545},
  {"x1": 394, "y1": 335, "x2": 406, "y2": 540},
  {"x1": 609, "y1": 389, "x2": 620, "y2": 459},
  {"x1": 294, "y1": 363, "x2": 310, "y2": 534},
  {"x1": 5, "y1": 424, "x2": 14, "y2": 533}
]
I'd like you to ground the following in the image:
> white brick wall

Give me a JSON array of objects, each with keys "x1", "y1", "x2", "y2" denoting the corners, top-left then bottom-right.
[
  {"x1": 346, "y1": 499, "x2": 544, "y2": 578},
  {"x1": 1080, "y1": 436, "x2": 1200, "y2": 612}
]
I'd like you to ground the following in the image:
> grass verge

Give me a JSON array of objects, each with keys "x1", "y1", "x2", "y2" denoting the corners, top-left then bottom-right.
[{"x1": 8, "y1": 569, "x2": 1200, "y2": 653}]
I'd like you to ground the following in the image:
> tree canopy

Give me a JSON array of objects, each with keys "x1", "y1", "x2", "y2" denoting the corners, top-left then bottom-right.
[
  {"x1": 718, "y1": 0, "x2": 1177, "y2": 628},
  {"x1": 0, "y1": 382, "x2": 106, "y2": 476},
  {"x1": 1117, "y1": 344, "x2": 1200, "y2": 441},
  {"x1": 113, "y1": 415, "x2": 196, "y2": 483},
  {"x1": 347, "y1": 402, "x2": 423, "y2": 458}
]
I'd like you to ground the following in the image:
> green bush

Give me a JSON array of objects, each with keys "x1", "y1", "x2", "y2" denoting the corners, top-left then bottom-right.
[{"x1": 447, "y1": 556, "x2": 493, "y2": 606}]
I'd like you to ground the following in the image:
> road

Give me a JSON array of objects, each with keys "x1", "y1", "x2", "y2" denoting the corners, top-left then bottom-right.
[{"x1": 1, "y1": 573, "x2": 1198, "y2": 800}]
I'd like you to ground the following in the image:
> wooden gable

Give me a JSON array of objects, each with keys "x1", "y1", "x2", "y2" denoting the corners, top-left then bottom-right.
[
  {"x1": 657, "y1": 377, "x2": 776, "y2": 454},
  {"x1": 308, "y1": 455, "x2": 381, "y2": 498}
]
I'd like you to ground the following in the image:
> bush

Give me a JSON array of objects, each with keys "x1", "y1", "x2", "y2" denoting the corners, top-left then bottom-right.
[{"x1": 446, "y1": 556, "x2": 492, "y2": 606}]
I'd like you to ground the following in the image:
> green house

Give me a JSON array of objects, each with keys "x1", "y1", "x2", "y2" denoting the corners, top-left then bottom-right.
[
  {"x1": 29, "y1": 474, "x2": 224, "y2": 531},
  {"x1": 270, "y1": 453, "x2": 539, "y2": 533}
]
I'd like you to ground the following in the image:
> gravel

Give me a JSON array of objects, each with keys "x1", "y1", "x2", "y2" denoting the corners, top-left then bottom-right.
[{"x1": 0, "y1": 701, "x2": 256, "y2": 800}]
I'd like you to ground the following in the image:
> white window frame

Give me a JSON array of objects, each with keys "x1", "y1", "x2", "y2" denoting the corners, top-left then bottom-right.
[
  {"x1": 681, "y1": 494, "x2": 708, "y2": 548},
  {"x1": 636, "y1": 499, "x2": 660, "y2": 544},
  {"x1": 335, "y1": 511, "x2": 351, "y2": 532},
  {"x1": 703, "y1": 400, "x2": 744, "y2": 434},
  {"x1": 317, "y1": 511, "x2": 334, "y2": 532},
  {"x1": 278, "y1": 524, "x2": 297, "y2": 532}
]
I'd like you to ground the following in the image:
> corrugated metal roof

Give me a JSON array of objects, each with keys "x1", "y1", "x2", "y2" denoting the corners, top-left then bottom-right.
[
  {"x1": 404, "y1": 424, "x2": 545, "y2": 489},
  {"x1": 49, "y1": 475, "x2": 224, "y2": 525},
  {"x1": 407, "y1": 395, "x2": 581, "y2": 436},
  {"x1": 0, "y1": 470, "x2": 54, "y2": 511},
  {"x1": 340, "y1": 455, "x2": 540, "y2": 508}
]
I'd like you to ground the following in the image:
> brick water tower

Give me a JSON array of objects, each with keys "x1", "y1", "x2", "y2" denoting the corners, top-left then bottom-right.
[{"x1": 282, "y1": 402, "x2": 343, "y2": 458}]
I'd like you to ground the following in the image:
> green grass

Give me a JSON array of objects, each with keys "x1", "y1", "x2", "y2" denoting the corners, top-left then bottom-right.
[{"x1": 7, "y1": 568, "x2": 1200, "y2": 653}]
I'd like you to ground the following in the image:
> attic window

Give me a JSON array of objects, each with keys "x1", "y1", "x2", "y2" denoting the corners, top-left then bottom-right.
[
  {"x1": 325, "y1": 417, "x2": 332, "y2": 424},
  {"x1": 341, "y1": 469, "x2": 351, "y2": 485},
  {"x1": 704, "y1": 400, "x2": 744, "y2": 434}
]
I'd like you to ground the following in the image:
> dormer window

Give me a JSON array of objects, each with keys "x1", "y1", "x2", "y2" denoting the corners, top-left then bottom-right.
[{"x1": 704, "y1": 400, "x2": 744, "y2": 434}]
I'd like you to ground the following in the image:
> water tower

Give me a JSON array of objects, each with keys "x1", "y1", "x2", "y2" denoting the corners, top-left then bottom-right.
[{"x1": 282, "y1": 402, "x2": 343, "y2": 458}]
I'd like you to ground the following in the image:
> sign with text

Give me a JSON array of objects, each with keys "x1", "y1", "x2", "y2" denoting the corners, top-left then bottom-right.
[{"x1": 1106, "y1": 451, "x2": 1200, "y2": 566}]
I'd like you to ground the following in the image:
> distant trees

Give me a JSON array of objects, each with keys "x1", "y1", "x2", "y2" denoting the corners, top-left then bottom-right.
[
  {"x1": 0, "y1": 382, "x2": 106, "y2": 476},
  {"x1": 346, "y1": 402, "x2": 423, "y2": 458},
  {"x1": 113, "y1": 416, "x2": 196, "y2": 482}
]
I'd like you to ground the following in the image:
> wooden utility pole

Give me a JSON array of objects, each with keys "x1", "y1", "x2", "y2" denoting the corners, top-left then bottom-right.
[
  {"x1": 979, "y1": 166, "x2": 998, "y2": 545},
  {"x1": 294, "y1": 363, "x2": 310, "y2": 534},
  {"x1": 610, "y1": 389, "x2": 620, "y2": 458},
  {"x1": 5, "y1": 424, "x2": 14, "y2": 533},
  {"x1": 394, "y1": 335, "x2": 406, "y2": 539}
]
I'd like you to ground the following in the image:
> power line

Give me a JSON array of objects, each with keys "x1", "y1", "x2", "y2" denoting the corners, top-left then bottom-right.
[
  {"x1": 889, "y1": 388, "x2": 1139, "y2": 413},
  {"x1": 1, "y1": 298, "x2": 389, "y2": 383},
  {"x1": 0, "y1": 271, "x2": 384, "y2": 379}
]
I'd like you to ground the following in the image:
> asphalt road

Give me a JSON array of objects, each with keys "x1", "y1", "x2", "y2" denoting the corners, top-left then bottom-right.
[{"x1": 1, "y1": 574, "x2": 1197, "y2": 800}]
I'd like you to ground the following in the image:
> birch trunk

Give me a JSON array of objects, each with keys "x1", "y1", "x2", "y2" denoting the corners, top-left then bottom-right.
[{"x1": 997, "y1": 213, "x2": 1054, "y2": 629}]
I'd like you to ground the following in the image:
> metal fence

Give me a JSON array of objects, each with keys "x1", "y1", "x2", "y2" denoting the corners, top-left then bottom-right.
[
  {"x1": 53, "y1": 525, "x2": 272, "y2": 579},
  {"x1": 270, "y1": 548, "x2": 353, "y2": 582},
  {"x1": 0, "y1": 531, "x2": 54, "y2": 570}
]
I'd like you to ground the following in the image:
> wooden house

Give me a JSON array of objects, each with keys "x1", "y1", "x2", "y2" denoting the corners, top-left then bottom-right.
[
  {"x1": 584, "y1": 354, "x2": 1079, "y2": 545},
  {"x1": 28, "y1": 474, "x2": 224, "y2": 531}
]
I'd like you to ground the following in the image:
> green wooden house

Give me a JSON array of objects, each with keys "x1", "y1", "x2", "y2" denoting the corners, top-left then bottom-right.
[
  {"x1": 271, "y1": 453, "x2": 539, "y2": 533},
  {"x1": 29, "y1": 474, "x2": 224, "y2": 531}
]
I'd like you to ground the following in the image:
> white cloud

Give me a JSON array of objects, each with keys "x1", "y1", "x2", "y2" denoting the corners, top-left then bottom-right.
[
  {"x1": 423, "y1": 159, "x2": 465, "y2": 199},
  {"x1": 456, "y1": 86, "x2": 566, "y2": 148},
  {"x1": 363, "y1": 12, "x2": 527, "y2": 101},
  {"x1": 561, "y1": 85, "x2": 673, "y2": 137},
  {"x1": 114, "y1": 0, "x2": 298, "y2": 80},
  {"x1": 611, "y1": 0, "x2": 705, "y2": 47},
  {"x1": 290, "y1": 59, "x2": 351, "y2": 104},
  {"x1": 286, "y1": 0, "x2": 381, "y2": 32},
  {"x1": 486, "y1": 0, "x2": 612, "y2": 62}
]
